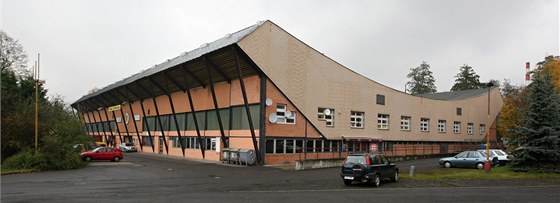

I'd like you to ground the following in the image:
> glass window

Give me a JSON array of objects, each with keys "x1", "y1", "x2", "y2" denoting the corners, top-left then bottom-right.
[
  {"x1": 169, "y1": 113, "x2": 186, "y2": 131},
  {"x1": 318, "y1": 108, "x2": 334, "y2": 127},
  {"x1": 276, "y1": 104, "x2": 295, "y2": 124},
  {"x1": 172, "y1": 136, "x2": 184, "y2": 148},
  {"x1": 400, "y1": 116, "x2": 411, "y2": 131},
  {"x1": 142, "y1": 136, "x2": 153, "y2": 146},
  {"x1": 453, "y1": 121, "x2": 461, "y2": 134},
  {"x1": 266, "y1": 139, "x2": 274, "y2": 153},
  {"x1": 480, "y1": 124, "x2": 486, "y2": 135},
  {"x1": 467, "y1": 123, "x2": 474, "y2": 135},
  {"x1": 350, "y1": 111, "x2": 364, "y2": 128},
  {"x1": 110, "y1": 121, "x2": 116, "y2": 131},
  {"x1": 438, "y1": 120, "x2": 446, "y2": 133},
  {"x1": 456, "y1": 151, "x2": 468, "y2": 158},
  {"x1": 143, "y1": 117, "x2": 157, "y2": 132},
  {"x1": 295, "y1": 140, "x2": 304, "y2": 153},
  {"x1": 219, "y1": 108, "x2": 230, "y2": 130},
  {"x1": 456, "y1": 107, "x2": 462, "y2": 115},
  {"x1": 317, "y1": 140, "x2": 324, "y2": 152},
  {"x1": 206, "y1": 110, "x2": 219, "y2": 130},
  {"x1": 159, "y1": 115, "x2": 170, "y2": 131},
  {"x1": 376, "y1": 94, "x2": 385, "y2": 105},
  {"x1": 467, "y1": 152, "x2": 479, "y2": 158},
  {"x1": 285, "y1": 140, "x2": 295, "y2": 154},
  {"x1": 377, "y1": 114, "x2": 389, "y2": 129},
  {"x1": 420, "y1": 118, "x2": 430, "y2": 132},
  {"x1": 275, "y1": 140, "x2": 284, "y2": 154},
  {"x1": 186, "y1": 112, "x2": 206, "y2": 130},
  {"x1": 306, "y1": 140, "x2": 315, "y2": 153},
  {"x1": 231, "y1": 105, "x2": 260, "y2": 130}
]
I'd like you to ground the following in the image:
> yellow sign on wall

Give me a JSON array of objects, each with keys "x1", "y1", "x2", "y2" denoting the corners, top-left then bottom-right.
[{"x1": 108, "y1": 105, "x2": 121, "y2": 112}]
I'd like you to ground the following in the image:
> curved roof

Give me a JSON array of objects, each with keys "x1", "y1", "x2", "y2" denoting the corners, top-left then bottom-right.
[{"x1": 416, "y1": 87, "x2": 498, "y2": 100}]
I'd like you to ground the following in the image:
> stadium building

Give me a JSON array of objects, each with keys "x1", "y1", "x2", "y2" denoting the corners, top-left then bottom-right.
[{"x1": 71, "y1": 20, "x2": 503, "y2": 165}]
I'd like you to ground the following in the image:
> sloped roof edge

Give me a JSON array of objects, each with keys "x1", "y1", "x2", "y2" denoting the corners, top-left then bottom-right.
[{"x1": 72, "y1": 20, "x2": 266, "y2": 106}]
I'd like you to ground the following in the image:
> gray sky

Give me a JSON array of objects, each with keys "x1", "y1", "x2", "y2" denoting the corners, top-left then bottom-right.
[{"x1": 2, "y1": 0, "x2": 558, "y2": 104}]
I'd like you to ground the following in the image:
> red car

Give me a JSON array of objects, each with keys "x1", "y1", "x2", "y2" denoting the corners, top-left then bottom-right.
[{"x1": 80, "y1": 147, "x2": 124, "y2": 162}]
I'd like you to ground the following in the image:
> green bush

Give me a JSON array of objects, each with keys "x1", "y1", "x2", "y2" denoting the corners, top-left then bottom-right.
[
  {"x1": 2, "y1": 149, "x2": 47, "y2": 170},
  {"x1": 2, "y1": 132, "x2": 90, "y2": 171},
  {"x1": 40, "y1": 133, "x2": 87, "y2": 170}
]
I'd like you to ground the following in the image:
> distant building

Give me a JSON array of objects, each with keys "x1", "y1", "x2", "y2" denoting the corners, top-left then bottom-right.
[{"x1": 71, "y1": 20, "x2": 503, "y2": 165}]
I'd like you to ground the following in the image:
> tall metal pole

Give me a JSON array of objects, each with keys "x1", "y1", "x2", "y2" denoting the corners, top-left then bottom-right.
[{"x1": 34, "y1": 54, "x2": 40, "y2": 151}]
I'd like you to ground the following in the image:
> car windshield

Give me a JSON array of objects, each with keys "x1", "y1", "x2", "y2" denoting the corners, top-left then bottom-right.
[
  {"x1": 92, "y1": 147, "x2": 102, "y2": 152},
  {"x1": 345, "y1": 156, "x2": 366, "y2": 164},
  {"x1": 494, "y1": 150, "x2": 505, "y2": 156}
]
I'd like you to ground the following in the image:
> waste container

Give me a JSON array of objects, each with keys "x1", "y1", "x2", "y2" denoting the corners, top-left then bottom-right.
[
  {"x1": 238, "y1": 149, "x2": 256, "y2": 166},
  {"x1": 229, "y1": 149, "x2": 239, "y2": 164},
  {"x1": 222, "y1": 148, "x2": 230, "y2": 162}
]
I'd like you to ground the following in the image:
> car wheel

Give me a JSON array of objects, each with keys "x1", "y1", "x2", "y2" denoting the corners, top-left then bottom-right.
[
  {"x1": 444, "y1": 161, "x2": 452, "y2": 168},
  {"x1": 476, "y1": 162, "x2": 484, "y2": 169},
  {"x1": 343, "y1": 180, "x2": 352, "y2": 186},
  {"x1": 84, "y1": 156, "x2": 92, "y2": 162},
  {"x1": 113, "y1": 156, "x2": 121, "y2": 162},
  {"x1": 373, "y1": 174, "x2": 380, "y2": 187},
  {"x1": 391, "y1": 171, "x2": 399, "y2": 182}
]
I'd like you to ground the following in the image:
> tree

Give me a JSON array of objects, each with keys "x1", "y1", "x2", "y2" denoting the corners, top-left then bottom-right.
[
  {"x1": 1, "y1": 31, "x2": 87, "y2": 166},
  {"x1": 510, "y1": 71, "x2": 560, "y2": 172},
  {"x1": 0, "y1": 30, "x2": 29, "y2": 76},
  {"x1": 497, "y1": 79, "x2": 527, "y2": 145},
  {"x1": 450, "y1": 64, "x2": 481, "y2": 91},
  {"x1": 535, "y1": 55, "x2": 560, "y2": 90},
  {"x1": 405, "y1": 61, "x2": 437, "y2": 94}
]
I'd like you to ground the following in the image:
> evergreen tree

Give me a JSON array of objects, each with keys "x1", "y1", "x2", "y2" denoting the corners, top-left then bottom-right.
[
  {"x1": 450, "y1": 64, "x2": 481, "y2": 91},
  {"x1": 405, "y1": 61, "x2": 437, "y2": 94},
  {"x1": 511, "y1": 71, "x2": 560, "y2": 171}
]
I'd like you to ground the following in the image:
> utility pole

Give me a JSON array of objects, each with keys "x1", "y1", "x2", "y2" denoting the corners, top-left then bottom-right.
[
  {"x1": 34, "y1": 54, "x2": 40, "y2": 151},
  {"x1": 34, "y1": 54, "x2": 45, "y2": 151}
]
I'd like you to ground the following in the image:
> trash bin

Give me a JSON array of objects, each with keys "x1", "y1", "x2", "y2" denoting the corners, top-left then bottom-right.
[
  {"x1": 222, "y1": 148, "x2": 230, "y2": 162},
  {"x1": 238, "y1": 149, "x2": 256, "y2": 166},
  {"x1": 229, "y1": 149, "x2": 239, "y2": 164}
]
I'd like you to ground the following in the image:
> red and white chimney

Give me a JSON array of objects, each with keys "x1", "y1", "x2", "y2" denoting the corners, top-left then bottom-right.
[{"x1": 525, "y1": 62, "x2": 530, "y2": 81}]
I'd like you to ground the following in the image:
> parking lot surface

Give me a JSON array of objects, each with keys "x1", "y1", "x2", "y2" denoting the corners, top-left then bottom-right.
[{"x1": 2, "y1": 153, "x2": 559, "y2": 203}]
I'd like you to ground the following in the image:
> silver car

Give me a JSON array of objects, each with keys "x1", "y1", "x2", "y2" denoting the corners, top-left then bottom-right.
[
  {"x1": 439, "y1": 151, "x2": 498, "y2": 169},
  {"x1": 119, "y1": 143, "x2": 137, "y2": 152}
]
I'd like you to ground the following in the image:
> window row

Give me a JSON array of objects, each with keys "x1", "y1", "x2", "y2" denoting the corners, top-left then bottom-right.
[
  {"x1": 141, "y1": 136, "x2": 217, "y2": 151},
  {"x1": 142, "y1": 105, "x2": 260, "y2": 132},
  {"x1": 402, "y1": 117, "x2": 484, "y2": 135},
  {"x1": 84, "y1": 121, "x2": 116, "y2": 132},
  {"x1": 265, "y1": 139, "x2": 344, "y2": 154},
  {"x1": 314, "y1": 109, "x2": 487, "y2": 135}
]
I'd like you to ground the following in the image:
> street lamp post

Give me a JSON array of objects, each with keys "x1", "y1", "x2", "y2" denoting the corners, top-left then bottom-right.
[{"x1": 484, "y1": 83, "x2": 493, "y2": 173}]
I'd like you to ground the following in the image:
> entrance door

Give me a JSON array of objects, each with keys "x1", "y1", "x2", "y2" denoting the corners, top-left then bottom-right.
[{"x1": 159, "y1": 137, "x2": 164, "y2": 154}]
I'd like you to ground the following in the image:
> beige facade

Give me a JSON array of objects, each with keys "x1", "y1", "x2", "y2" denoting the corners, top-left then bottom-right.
[{"x1": 238, "y1": 21, "x2": 503, "y2": 142}]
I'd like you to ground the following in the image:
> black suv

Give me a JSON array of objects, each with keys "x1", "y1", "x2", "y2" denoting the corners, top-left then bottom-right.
[{"x1": 340, "y1": 153, "x2": 398, "y2": 187}]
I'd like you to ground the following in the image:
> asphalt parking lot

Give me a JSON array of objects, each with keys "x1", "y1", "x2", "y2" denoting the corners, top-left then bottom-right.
[{"x1": 2, "y1": 153, "x2": 559, "y2": 203}]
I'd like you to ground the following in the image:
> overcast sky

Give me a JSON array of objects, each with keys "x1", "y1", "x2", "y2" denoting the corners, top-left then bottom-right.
[{"x1": 2, "y1": 0, "x2": 558, "y2": 104}]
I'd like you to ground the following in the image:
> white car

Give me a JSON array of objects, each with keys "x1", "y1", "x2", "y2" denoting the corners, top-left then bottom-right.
[
  {"x1": 478, "y1": 149, "x2": 511, "y2": 165},
  {"x1": 119, "y1": 143, "x2": 138, "y2": 152}
]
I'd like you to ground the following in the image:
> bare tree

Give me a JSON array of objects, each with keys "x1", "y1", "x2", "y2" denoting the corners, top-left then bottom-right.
[{"x1": 0, "y1": 30, "x2": 29, "y2": 76}]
